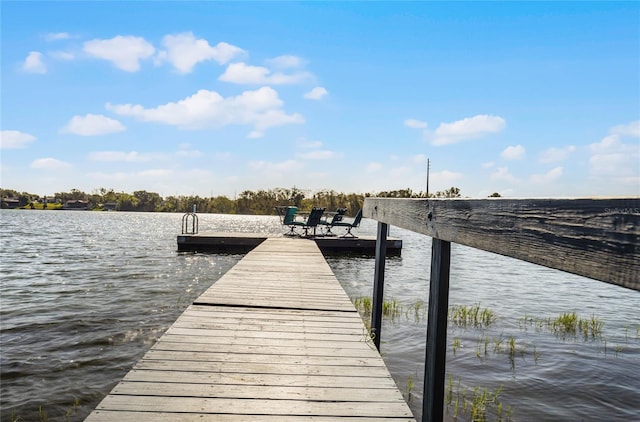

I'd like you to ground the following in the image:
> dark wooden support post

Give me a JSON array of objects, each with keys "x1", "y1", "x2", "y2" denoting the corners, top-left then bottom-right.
[
  {"x1": 371, "y1": 221, "x2": 388, "y2": 350},
  {"x1": 423, "y1": 238, "x2": 451, "y2": 421}
]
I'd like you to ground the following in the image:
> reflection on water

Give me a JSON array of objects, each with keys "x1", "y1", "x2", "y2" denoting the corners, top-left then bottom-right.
[{"x1": 1, "y1": 210, "x2": 638, "y2": 421}]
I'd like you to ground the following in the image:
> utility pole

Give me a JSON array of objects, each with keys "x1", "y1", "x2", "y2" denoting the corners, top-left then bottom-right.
[{"x1": 426, "y1": 158, "x2": 430, "y2": 198}]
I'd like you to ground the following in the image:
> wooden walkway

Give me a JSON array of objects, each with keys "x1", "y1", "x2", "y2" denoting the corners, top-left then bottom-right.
[{"x1": 87, "y1": 238, "x2": 415, "y2": 421}]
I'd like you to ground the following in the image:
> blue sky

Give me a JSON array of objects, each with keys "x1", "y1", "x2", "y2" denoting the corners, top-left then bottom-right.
[{"x1": 2, "y1": 1, "x2": 639, "y2": 198}]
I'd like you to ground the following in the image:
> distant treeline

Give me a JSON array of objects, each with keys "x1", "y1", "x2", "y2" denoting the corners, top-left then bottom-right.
[{"x1": 1, "y1": 186, "x2": 475, "y2": 215}]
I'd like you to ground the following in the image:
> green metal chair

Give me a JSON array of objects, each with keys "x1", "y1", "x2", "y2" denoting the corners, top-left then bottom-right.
[
  {"x1": 332, "y1": 209, "x2": 363, "y2": 238},
  {"x1": 278, "y1": 206, "x2": 299, "y2": 236},
  {"x1": 319, "y1": 207, "x2": 347, "y2": 236},
  {"x1": 289, "y1": 207, "x2": 326, "y2": 237}
]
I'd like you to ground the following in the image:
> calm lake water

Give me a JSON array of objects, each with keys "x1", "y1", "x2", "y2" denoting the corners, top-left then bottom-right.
[{"x1": 1, "y1": 210, "x2": 638, "y2": 421}]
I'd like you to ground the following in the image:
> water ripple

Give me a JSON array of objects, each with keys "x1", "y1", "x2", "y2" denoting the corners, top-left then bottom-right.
[{"x1": 1, "y1": 211, "x2": 638, "y2": 421}]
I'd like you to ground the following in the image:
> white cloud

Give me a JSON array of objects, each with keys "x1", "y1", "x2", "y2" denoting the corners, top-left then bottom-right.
[
  {"x1": 539, "y1": 145, "x2": 577, "y2": 163},
  {"x1": 296, "y1": 138, "x2": 323, "y2": 149},
  {"x1": 87, "y1": 168, "x2": 216, "y2": 192},
  {"x1": 413, "y1": 154, "x2": 427, "y2": 164},
  {"x1": 249, "y1": 159, "x2": 303, "y2": 172},
  {"x1": 247, "y1": 130, "x2": 264, "y2": 139},
  {"x1": 298, "y1": 150, "x2": 341, "y2": 160},
  {"x1": 219, "y1": 62, "x2": 312, "y2": 85},
  {"x1": 30, "y1": 158, "x2": 71, "y2": 170},
  {"x1": 219, "y1": 63, "x2": 268, "y2": 84},
  {"x1": 590, "y1": 134, "x2": 623, "y2": 155},
  {"x1": 89, "y1": 148, "x2": 199, "y2": 162},
  {"x1": 176, "y1": 148, "x2": 203, "y2": 158},
  {"x1": 588, "y1": 121, "x2": 640, "y2": 186},
  {"x1": 22, "y1": 52, "x2": 46, "y2": 74},
  {"x1": 390, "y1": 166, "x2": 411, "y2": 177},
  {"x1": 482, "y1": 161, "x2": 495, "y2": 169},
  {"x1": 63, "y1": 114, "x2": 126, "y2": 136},
  {"x1": 45, "y1": 32, "x2": 71, "y2": 41},
  {"x1": 84, "y1": 36, "x2": 155, "y2": 72},
  {"x1": 501, "y1": 144, "x2": 525, "y2": 160},
  {"x1": 430, "y1": 170, "x2": 464, "y2": 188},
  {"x1": 139, "y1": 169, "x2": 173, "y2": 179},
  {"x1": 267, "y1": 55, "x2": 305, "y2": 69},
  {"x1": 88, "y1": 151, "x2": 154, "y2": 162},
  {"x1": 431, "y1": 114, "x2": 506, "y2": 146},
  {"x1": 1, "y1": 130, "x2": 36, "y2": 149},
  {"x1": 610, "y1": 120, "x2": 640, "y2": 137},
  {"x1": 404, "y1": 119, "x2": 428, "y2": 129},
  {"x1": 490, "y1": 167, "x2": 519, "y2": 184},
  {"x1": 156, "y1": 32, "x2": 245, "y2": 73},
  {"x1": 304, "y1": 87, "x2": 328, "y2": 100},
  {"x1": 215, "y1": 152, "x2": 232, "y2": 161},
  {"x1": 530, "y1": 166, "x2": 563, "y2": 184},
  {"x1": 366, "y1": 162, "x2": 383, "y2": 172},
  {"x1": 107, "y1": 87, "x2": 304, "y2": 137},
  {"x1": 243, "y1": 160, "x2": 306, "y2": 187},
  {"x1": 49, "y1": 51, "x2": 75, "y2": 61}
]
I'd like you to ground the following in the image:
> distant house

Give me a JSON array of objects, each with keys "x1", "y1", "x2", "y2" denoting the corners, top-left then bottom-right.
[
  {"x1": 1, "y1": 197, "x2": 21, "y2": 209},
  {"x1": 103, "y1": 202, "x2": 117, "y2": 211},
  {"x1": 63, "y1": 200, "x2": 90, "y2": 210}
]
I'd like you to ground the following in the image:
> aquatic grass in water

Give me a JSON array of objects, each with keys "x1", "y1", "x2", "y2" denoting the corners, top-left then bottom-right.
[
  {"x1": 403, "y1": 374, "x2": 416, "y2": 403},
  {"x1": 445, "y1": 376, "x2": 513, "y2": 422},
  {"x1": 476, "y1": 336, "x2": 490, "y2": 359},
  {"x1": 352, "y1": 296, "x2": 372, "y2": 315},
  {"x1": 383, "y1": 298, "x2": 402, "y2": 320},
  {"x1": 349, "y1": 278, "x2": 634, "y2": 418},
  {"x1": 581, "y1": 314, "x2": 605, "y2": 338},
  {"x1": 406, "y1": 299, "x2": 426, "y2": 321},
  {"x1": 551, "y1": 312, "x2": 579, "y2": 336},
  {"x1": 38, "y1": 405, "x2": 48, "y2": 422},
  {"x1": 13, "y1": 397, "x2": 80, "y2": 422},
  {"x1": 519, "y1": 312, "x2": 605, "y2": 340},
  {"x1": 351, "y1": 296, "x2": 425, "y2": 323},
  {"x1": 508, "y1": 336, "x2": 517, "y2": 370},
  {"x1": 449, "y1": 304, "x2": 496, "y2": 329},
  {"x1": 452, "y1": 337, "x2": 461, "y2": 356}
]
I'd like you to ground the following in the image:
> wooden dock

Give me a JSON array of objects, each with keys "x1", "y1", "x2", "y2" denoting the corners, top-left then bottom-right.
[
  {"x1": 177, "y1": 232, "x2": 403, "y2": 255},
  {"x1": 87, "y1": 238, "x2": 415, "y2": 421}
]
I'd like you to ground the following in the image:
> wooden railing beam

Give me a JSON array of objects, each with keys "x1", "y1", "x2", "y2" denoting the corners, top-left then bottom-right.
[{"x1": 364, "y1": 198, "x2": 639, "y2": 290}]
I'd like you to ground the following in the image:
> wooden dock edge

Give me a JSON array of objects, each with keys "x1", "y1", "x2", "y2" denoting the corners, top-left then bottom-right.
[{"x1": 177, "y1": 233, "x2": 402, "y2": 256}]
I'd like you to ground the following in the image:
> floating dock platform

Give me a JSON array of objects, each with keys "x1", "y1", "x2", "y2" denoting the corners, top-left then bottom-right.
[
  {"x1": 177, "y1": 232, "x2": 402, "y2": 256},
  {"x1": 87, "y1": 237, "x2": 414, "y2": 421}
]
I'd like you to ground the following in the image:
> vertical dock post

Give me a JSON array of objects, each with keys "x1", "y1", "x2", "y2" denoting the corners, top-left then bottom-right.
[
  {"x1": 371, "y1": 221, "x2": 388, "y2": 350},
  {"x1": 423, "y1": 238, "x2": 451, "y2": 421}
]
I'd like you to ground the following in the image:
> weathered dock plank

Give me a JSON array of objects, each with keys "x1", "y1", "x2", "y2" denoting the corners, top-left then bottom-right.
[
  {"x1": 88, "y1": 413, "x2": 415, "y2": 422},
  {"x1": 92, "y1": 396, "x2": 412, "y2": 417},
  {"x1": 122, "y1": 369, "x2": 401, "y2": 389},
  {"x1": 154, "y1": 333, "x2": 375, "y2": 351},
  {"x1": 87, "y1": 238, "x2": 414, "y2": 421},
  {"x1": 142, "y1": 350, "x2": 386, "y2": 366},
  {"x1": 111, "y1": 382, "x2": 402, "y2": 402}
]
